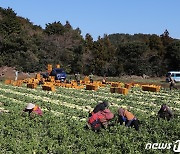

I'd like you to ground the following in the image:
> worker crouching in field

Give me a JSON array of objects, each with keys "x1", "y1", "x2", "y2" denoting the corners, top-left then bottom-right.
[
  {"x1": 89, "y1": 100, "x2": 109, "y2": 117},
  {"x1": 118, "y1": 108, "x2": 139, "y2": 131},
  {"x1": 87, "y1": 108, "x2": 114, "y2": 132},
  {"x1": 22, "y1": 103, "x2": 43, "y2": 117},
  {"x1": 158, "y1": 104, "x2": 173, "y2": 121}
]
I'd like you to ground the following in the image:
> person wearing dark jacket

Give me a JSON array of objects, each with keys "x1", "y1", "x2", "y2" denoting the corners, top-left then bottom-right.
[
  {"x1": 158, "y1": 104, "x2": 173, "y2": 120},
  {"x1": 89, "y1": 100, "x2": 109, "y2": 117},
  {"x1": 75, "y1": 72, "x2": 80, "y2": 85},
  {"x1": 89, "y1": 73, "x2": 94, "y2": 83},
  {"x1": 169, "y1": 75, "x2": 178, "y2": 90}
]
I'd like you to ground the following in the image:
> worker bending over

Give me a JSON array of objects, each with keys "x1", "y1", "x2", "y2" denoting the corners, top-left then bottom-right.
[
  {"x1": 87, "y1": 108, "x2": 114, "y2": 131},
  {"x1": 118, "y1": 107, "x2": 139, "y2": 131},
  {"x1": 23, "y1": 103, "x2": 43, "y2": 117},
  {"x1": 89, "y1": 100, "x2": 109, "y2": 117},
  {"x1": 158, "y1": 104, "x2": 173, "y2": 120},
  {"x1": 87, "y1": 100, "x2": 114, "y2": 131}
]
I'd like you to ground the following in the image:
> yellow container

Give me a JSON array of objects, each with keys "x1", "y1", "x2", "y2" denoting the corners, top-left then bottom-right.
[
  {"x1": 5, "y1": 79, "x2": 12, "y2": 85},
  {"x1": 56, "y1": 64, "x2": 60, "y2": 68}
]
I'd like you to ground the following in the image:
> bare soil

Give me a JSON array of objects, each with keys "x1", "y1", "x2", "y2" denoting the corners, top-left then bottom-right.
[{"x1": 0, "y1": 66, "x2": 35, "y2": 81}]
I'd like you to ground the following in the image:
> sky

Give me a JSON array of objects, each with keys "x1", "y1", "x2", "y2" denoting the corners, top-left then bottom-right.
[{"x1": 1, "y1": 0, "x2": 180, "y2": 40}]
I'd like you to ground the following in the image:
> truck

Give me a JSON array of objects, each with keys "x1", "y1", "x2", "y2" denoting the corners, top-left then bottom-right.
[
  {"x1": 166, "y1": 71, "x2": 180, "y2": 82},
  {"x1": 50, "y1": 68, "x2": 67, "y2": 82},
  {"x1": 41, "y1": 64, "x2": 67, "y2": 82}
]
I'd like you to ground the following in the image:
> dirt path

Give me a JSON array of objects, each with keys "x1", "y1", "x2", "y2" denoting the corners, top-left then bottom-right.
[{"x1": 0, "y1": 66, "x2": 35, "y2": 80}]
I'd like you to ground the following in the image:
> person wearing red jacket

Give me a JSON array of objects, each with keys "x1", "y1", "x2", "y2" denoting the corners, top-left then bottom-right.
[
  {"x1": 118, "y1": 107, "x2": 139, "y2": 131},
  {"x1": 89, "y1": 100, "x2": 109, "y2": 117},
  {"x1": 87, "y1": 108, "x2": 114, "y2": 131},
  {"x1": 23, "y1": 103, "x2": 43, "y2": 117},
  {"x1": 99, "y1": 109, "x2": 114, "y2": 128}
]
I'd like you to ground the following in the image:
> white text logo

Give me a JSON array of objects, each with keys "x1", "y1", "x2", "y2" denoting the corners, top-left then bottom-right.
[{"x1": 145, "y1": 140, "x2": 180, "y2": 152}]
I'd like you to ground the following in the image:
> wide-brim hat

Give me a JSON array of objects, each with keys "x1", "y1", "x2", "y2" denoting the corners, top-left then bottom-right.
[
  {"x1": 98, "y1": 100, "x2": 103, "y2": 104},
  {"x1": 26, "y1": 103, "x2": 35, "y2": 109}
]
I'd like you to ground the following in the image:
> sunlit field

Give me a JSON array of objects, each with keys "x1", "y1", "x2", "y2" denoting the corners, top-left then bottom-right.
[{"x1": 0, "y1": 82, "x2": 179, "y2": 153}]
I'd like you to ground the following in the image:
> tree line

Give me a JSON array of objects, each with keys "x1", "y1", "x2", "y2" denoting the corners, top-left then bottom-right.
[{"x1": 0, "y1": 7, "x2": 179, "y2": 77}]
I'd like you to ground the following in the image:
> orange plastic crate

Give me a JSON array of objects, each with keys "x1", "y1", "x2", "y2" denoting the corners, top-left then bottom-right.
[
  {"x1": 86, "y1": 84, "x2": 98, "y2": 91},
  {"x1": 27, "y1": 83, "x2": 37, "y2": 89},
  {"x1": 42, "y1": 85, "x2": 55, "y2": 92}
]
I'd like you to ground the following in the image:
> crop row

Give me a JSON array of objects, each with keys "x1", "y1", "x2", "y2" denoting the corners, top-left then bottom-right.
[
  {"x1": 0, "y1": 82, "x2": 180, "y2": 153},
  {"x1": 0, "y1": 83, "x2": 179, "y2": 117},
  {"x1": 0, "y1": 83, "x2": 156, "y2": 117}
]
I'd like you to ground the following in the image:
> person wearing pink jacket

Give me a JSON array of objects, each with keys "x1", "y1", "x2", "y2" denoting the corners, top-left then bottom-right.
[
  {"x1": 99, "y1": 108, "x2": 114, "y2": 128},
  {"x1": 87, "y1": 107, "x2": 114, "y2": 131},
  {"x1": 23, "y1": 103, "x2": 43, "y2": 117}
]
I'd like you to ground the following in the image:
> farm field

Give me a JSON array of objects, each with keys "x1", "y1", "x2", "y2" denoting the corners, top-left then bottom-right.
[{"x1": 0, "y1": 82, "x2": 180, "y2": 153}]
